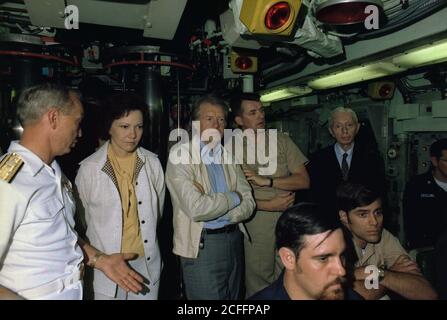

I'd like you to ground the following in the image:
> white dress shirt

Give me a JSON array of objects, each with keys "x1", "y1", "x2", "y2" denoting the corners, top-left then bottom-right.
[
  {"x1": 0, "y1": 141, "x2": 83, "y2": 299},
  {"x1": 334, "y1": 143, "x2": 354, "y2": 169},
  {"x1": 434, "y1": 177, "x2": 447, "y2": 192}
]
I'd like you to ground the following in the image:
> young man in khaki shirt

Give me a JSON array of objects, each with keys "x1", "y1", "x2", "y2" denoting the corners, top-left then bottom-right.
[{"x1": 337, "y1": 182, "x2": 437, "y2": 300}]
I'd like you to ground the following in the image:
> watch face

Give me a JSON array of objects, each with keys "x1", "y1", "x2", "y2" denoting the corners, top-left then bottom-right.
[{"x1": 378, "y1": 268, "x2": 385, "y2": 280}]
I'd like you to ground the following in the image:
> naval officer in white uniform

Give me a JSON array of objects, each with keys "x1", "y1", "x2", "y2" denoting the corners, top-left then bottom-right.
[{"x1": 0, "y1": 83, "x2": 144, "y2": 299}]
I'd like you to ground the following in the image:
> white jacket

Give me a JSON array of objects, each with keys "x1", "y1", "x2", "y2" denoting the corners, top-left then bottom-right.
[{"x1": 75, "y1": 142, "x2": 165, "y2": 297}]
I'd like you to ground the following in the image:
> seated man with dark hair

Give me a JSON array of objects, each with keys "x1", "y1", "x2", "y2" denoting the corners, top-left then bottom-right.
[
  {"x1": 249, "y1": 202, "x2": 362, "y2": 300},
  {"x1": 337, "y1": 182, "x2": 437, "y2": 300}
]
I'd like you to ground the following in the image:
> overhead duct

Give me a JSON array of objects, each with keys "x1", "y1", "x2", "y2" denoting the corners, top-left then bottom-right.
[
  {"x1": 291, "y1": 15, "x2": 343, "y2": 58},
  {"x1": 0, "y1": 12, "x2": 31, "y2": 25},
  {"x1": 261, "y1": 55, "x2": 309, "y2": 82}
]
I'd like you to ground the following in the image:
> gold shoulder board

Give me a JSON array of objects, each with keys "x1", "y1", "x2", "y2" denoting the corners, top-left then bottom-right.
[{"x1": 0, "y1": 153, "x2": 24, "y2": 183}]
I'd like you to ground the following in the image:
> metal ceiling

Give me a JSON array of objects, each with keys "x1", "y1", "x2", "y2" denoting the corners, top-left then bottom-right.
[{"x1": 2, "y1": 0, "x2": 188, "y2": 40}]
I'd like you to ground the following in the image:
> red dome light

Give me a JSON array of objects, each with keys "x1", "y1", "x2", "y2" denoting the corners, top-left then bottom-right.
[
  {"x1": 379, "y1": 84, "x2": 392, "y2": 97},
  {"x1": 316, "y1": 0, "x2": 383, "y2": 25},
  {"x1": 235, "y1": 56, "x2": 253, "y2": 70},
  {"x1": 265, "y1": 2, "x2": 291, "y2": 30}
]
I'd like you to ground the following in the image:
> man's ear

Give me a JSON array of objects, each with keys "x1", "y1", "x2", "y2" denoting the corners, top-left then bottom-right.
[
  {"x1": 339, "y1": 210, "x2": 349, "y2": 227},
  {"x1": 46, "y1": 108, "x2": 59, "y2": 130},
  {"x1": 354, "y1": 123, "x2": 360, "y2": 135},
  {"x1": 430, "y1": 156, "x2": 439, "y2": 168},
  {"x1": 279, "y1": 247, "x2": 297, "y2": 271},
  {"x1": 234, "y1": 115, "x2": 243, "y2": 128},
  {"x1": 328, "y1": 126, "x2": 335, "y2": 138}
]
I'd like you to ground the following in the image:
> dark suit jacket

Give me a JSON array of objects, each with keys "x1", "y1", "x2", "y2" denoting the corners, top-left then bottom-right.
[
  {"x1": 403, "y1": 171, "x2": 447, "y2": 249},
  {"x1": 307, "y1": 143, "x2": 386, "y2": 215}
]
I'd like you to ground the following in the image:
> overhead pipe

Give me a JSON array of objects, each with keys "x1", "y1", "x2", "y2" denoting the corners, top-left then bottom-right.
[
  {"x1": 261, "y1": 55, "x2": 309, "y2": 83},
  {"x1": 0, "y1": 12, "x2": 31, "y2": 25},
  {"x1": 0, "y1": 50, "x2": 79, "y2": 66}
]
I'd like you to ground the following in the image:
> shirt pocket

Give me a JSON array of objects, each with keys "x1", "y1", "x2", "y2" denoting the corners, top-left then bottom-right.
[{"x1": 33, "y1": 197, "x2": 64, "y2": 220}]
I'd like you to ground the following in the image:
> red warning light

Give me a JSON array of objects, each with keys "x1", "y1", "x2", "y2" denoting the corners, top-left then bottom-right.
[
  {"x1": 379, "y1": 84, "x2": 392, "y2": 98},
  {"x1": 235, "y1": 56, "x2": 253, "y2": 70},
  {"x1": 265, "y1": 2, "x2": 291, "y2": 30},
  {"x1": 316, "y1": 0, "x2": 382, "y2": 25}
]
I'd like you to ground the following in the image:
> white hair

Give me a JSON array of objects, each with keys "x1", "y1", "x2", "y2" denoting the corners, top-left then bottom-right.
[
  {"x1": 17, "y1": 83, "x2": 79, "y2": 126},
  {"x1": 328, "y1": 107, "x2": 358, "y2": 128}
]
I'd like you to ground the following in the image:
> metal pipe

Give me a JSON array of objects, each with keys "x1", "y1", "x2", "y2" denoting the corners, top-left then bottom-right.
[
  {"x1": 242, "y1": 74, "x2": 254, "y2": 93},
  {"x1": 0, "y1": 12, "x2": 31, "y2": 24},
  {"x1": 0, "y1": 50, "x2": 79, "y2": 66},
  {"x1": 139, "y1": 66, "x2": 168, "y2": 164},
  {"x1": 261, "y1": 56, "x2": 308, "y2": 82},
  {"x1": 105, "y1": 60, "x2": 195, "y2": 72}
]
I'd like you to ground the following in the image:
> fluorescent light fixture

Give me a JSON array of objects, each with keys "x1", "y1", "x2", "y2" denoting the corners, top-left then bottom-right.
[
  {"x1": 308, "y1": 62, "x2": 405, "y2": 90},
  {"x1": 260, "y1": 86, "x2": 313, "y2": 103},
  {"x1": 392, "y1": 38, "x2": 447, "y2": 68},
  {"x1": 305, "y1": 37, "x2": 447, "y2": 90}
]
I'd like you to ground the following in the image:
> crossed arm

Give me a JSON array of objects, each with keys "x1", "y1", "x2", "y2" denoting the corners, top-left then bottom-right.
[
  {"x1": 353, "y1": 255, "x2": 438, "y2": 300},
  {"x1": 243, "y1": 164, "x2": 310, "y2": 212}
]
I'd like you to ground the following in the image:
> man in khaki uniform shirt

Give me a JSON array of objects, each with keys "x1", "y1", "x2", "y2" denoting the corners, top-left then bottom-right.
[
  {"x1": 337, "y1": 182, "x2": 437, "y2": 300},
  {"x1": 230, "y1": 93, "x2": 310, "y2": 297}
]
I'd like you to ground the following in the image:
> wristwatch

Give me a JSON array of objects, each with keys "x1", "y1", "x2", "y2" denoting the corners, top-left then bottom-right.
[{"x1": 378, "y1": 266, "x2": 386, "y2": 282}]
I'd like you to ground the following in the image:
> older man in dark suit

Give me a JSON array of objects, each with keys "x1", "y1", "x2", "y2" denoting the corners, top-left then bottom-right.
[{"x1": 307, "y1": 107, "x2": 386, "y2": 215}]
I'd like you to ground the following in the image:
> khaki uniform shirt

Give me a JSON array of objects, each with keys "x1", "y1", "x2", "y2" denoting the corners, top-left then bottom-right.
[
  {"x1": 354, "y1": 228, "x2": 410, "y2": 269},
  {"x1": 239, "y1": 132, "x2": 308, "y2": 201}
]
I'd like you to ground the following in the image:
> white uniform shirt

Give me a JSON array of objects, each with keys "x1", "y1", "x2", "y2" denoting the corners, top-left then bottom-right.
[{"x1": 0, "y1": 141, "x2": 83, "y2": 299}]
